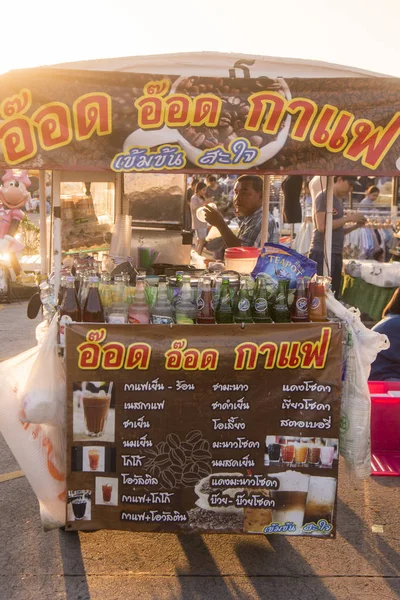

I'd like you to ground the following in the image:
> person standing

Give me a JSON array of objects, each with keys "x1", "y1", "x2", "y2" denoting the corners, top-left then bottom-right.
[
  {"x1": 204, "y1": 175, "x2": 276, "y2": 248},
  {"x1": 369, "y1": 288, "x2": 400, "y2": 381},
  {"x1": 309, "y1": 175, "x2": 366, "y2": 297},
  {"x1": 190, "y1": 181, "x2": 208, "y2": 255},
  {"x1": 359, "y1": 185, "x2": 379, "y2": 214}
]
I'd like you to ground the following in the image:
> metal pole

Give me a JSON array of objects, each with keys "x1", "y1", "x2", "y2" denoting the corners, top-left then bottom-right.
[
  {"x1": 392, "y1": 177, "x2": 398, "y2": 219},
  {"x1": 115, "y1": 173, "x2": 123, "y2": 221},
  {"x1": 52, "y1": 171, "x2": 62, "y2": 299},
  {"x1": 261, "y1": 175, "x2": 271, "y2": 246},
  {"x1": 323, "y1": 176, "x2": 334, "y2": 276},
  {"x1": 38, "y1": 170, "x2": 48, "y2": 276}
]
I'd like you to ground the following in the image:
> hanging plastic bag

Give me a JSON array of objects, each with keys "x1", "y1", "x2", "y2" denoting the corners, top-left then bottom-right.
[
  {"x1": 326, "y1": 292, "x2": 389, "y2": 479},
  {"x1": 0, "y1": 346, "x2": 66, "y2": 530},
  {"x1": 20, "y1": 316, "x2": 66, "y2": 426}
]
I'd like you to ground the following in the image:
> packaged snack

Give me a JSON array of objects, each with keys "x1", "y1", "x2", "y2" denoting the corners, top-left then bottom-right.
[{"x1": 251, "y1": 243, "x2": 317, "y2": 297}]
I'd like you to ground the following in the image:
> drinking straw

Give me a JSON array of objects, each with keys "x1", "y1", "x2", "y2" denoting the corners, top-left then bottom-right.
[{"x1": 107, "y1": 382, "x2": 113, "y2": 396}]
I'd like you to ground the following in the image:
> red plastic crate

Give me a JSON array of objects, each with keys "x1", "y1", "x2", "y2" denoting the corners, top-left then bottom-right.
[{"x1": 369, "y1": 381, "x2": 400, "y2": 476}]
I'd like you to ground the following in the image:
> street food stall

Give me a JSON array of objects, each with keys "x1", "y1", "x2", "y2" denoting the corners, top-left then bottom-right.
[{"x1": 0, "y1": 52, "x2": 395, "y2": 536}]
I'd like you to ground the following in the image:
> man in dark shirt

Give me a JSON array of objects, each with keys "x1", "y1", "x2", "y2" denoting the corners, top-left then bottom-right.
[{"x1": 309, "y1": 175, "x2": 366, "y2": 297}]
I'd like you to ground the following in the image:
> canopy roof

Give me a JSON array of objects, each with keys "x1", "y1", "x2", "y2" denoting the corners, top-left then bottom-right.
[
  {"x1": 49, "y1": 51, "x2": 388, "y2": 78},
  {"x1": 0, "y1": 52, "x2": 399, "y2": 175}
]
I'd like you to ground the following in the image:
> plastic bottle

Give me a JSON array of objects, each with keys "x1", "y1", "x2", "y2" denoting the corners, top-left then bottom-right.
[
  {"x1": 234, "y1": 278, "x2": 253, "y2": 323},
  {"x1": 60, "y1": 275, "x2": 81, "y2": 346},
  {"x1": 291, "y1": 277, "x2": 310, "y2": 323},
  {"x1": 128, "y1": 275, "x2": 150, "y2": 324},
  {"x1": 151, "y1": 275, "x2": 175, "y2": 324},
  {"x1": 252, "y1": 274, "x2": 273, "y2": 323},
  {"x1": 196, "y1": 276, "x2": 215, "y2": 324},
  {"x1": 273, "y1": 279, "x2": 291, "y2": 323},
  {"x1": 175, "y1": 274, "x2": 196, "y2": 324},
  {"x1": 215, "y1": 276, "x2": 234, "y2": 324},
  {"x1": 83, "y1": 276, "x2": 105, "y2": 323}
]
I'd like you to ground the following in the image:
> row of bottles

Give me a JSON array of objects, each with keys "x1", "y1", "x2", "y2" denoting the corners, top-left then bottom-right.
[{"x1": 58, "y1": 270, "x2": 329, "y2": 346}]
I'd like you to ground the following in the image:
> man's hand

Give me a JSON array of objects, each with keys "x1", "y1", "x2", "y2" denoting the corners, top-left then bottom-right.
[
  {"x1": 204, "y1": 204, "x2": 225, "y2": 229},
  {"x1": 346, "y1": 212, "x2": 367, "y2": 225}
]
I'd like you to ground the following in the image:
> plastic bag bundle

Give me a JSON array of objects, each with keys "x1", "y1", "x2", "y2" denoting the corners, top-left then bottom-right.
[
  {"x1": 21, "y1": 316, "x2": 66, "y2": 426},
  {"x1": 0, "y1": 320, "x2": 66, "y2": 530},
  {"x1": 326, "y1": 292, "x2": 389, "y2": 478},
  {"x1": 292, "y1": 221, "x2": 313, "y2": 256}
]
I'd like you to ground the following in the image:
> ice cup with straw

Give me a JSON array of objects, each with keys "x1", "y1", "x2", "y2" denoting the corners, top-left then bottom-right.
[{"x1": 82, "y1": 382, "x2": 113, "y2": 437}]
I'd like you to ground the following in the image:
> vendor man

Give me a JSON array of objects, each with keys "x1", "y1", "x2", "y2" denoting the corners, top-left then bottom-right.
[
  {"x1": 309, "y1": 175, "x2": 366, "y2": 297},
  {"x1": 203, "y1": 175, "x2": 276, "y2": 248}
]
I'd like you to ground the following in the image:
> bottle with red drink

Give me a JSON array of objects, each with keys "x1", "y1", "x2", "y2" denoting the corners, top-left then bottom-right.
[
  {"x1": 83, "y1": 276, "x2": 105, "y2": 323},
  {"x1": 291, "y1": 277, "x2": 310, "y2": 322},
  {"x1": 196, "y1": 276, "x2": 215, "y2": 324},
  {"x1": 59, "y1": 275, "x2": 81, "y2": 347}
]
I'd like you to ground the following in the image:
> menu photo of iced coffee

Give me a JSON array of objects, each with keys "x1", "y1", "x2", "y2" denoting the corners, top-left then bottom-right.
[
  {"x1": 95, "y1": 477, "x2": 118, "y2": 506},
  {"x1": 72, "y1": 381, "x2": 115, "y2": 443},
  {"x1": 67, "y1": 490, "x2": 92, "y2": 522}
]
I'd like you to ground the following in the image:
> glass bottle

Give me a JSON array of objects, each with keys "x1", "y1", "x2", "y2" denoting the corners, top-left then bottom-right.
[
  {"x1": 233, "y1": 278, "x2": 253, "y2": 323},
  {"x1": 215, "y1": 275, "x2": 234, "y2": 324},
  {"x1": 291, "y1": 277, "x2": 310, "y2": 323},
  {"x1": 113, "y1": 275, "x2": 125, "y2": 303},
  {"x1": 83, "y1": 276, "x2": 105, "y2": 323},
  {"x1": 196, "y1": 276, "x2": 215, "y2": 324},
  {"x1": 252, "y1": 274, "x2": 273, "y2": 323},
  {"x1": 175, "y1": 274, "x2": 196, "y2": 324},
  {"x1": 273, "y1": 279, "x2": 291, "y2": 323},
  {"x1": 309, "y1": 280, "x2": 327, "y2": 322},
  {"x1": 128, "y1": 274, "x2": 150, "y2": 324},
  {"x1": 151, "y1": 275, "x2": 175, "y2": 324},
  {"x1": 59, "y1": 275, "x2": 81, "y2": 346}
]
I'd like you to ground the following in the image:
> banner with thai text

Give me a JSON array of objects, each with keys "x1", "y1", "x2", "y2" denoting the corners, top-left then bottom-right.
[{"x1": 1, "y1": 67, "x2": 400, "y2": 174}]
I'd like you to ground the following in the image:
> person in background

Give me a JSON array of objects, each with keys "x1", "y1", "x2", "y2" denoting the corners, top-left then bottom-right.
[
  {"x1": 190, "y1": 181, "x2": 208, "y2": 255},
  {"x1": 205, "y1": 175, "x2": 224, "y2": 203},
  {"x1": 309, "y1": 175, "x2": 366, "y2": 298},
  {"x1": 186, "y1": 177, "x2": 199, "y2": 204},
  {"x1": 359, "y1": 185, "x2": 379, "y2": 213},
  {"x1": 185, "y1": 177, "x2": 199, "y2": 230},
  {"x1": 203, "y1": 175, "x2": 276, "y2": 248},
  {"x1": 369, "y1": 288, "x2": 400, "y2": 381}
]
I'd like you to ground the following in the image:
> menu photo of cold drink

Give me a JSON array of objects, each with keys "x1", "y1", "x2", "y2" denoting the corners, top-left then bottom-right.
[{"x1": 72, "y1": 381, "x2": 115, "y2": 442}]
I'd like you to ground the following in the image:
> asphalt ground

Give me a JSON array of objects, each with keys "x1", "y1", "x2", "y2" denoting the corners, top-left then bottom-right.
[{"x1": 0, "y1": 302, "x2": 399, "y2": 600}]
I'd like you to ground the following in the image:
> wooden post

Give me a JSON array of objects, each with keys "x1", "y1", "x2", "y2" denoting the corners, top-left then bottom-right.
[
  {"x1": 39, "y1": 170, "x2": 48, "y2": 276},
  {"x1": 261, "y1": 175, "x2": 271, "y2": 246},
  {"x1": 323, "y1": 176, "x2": 334, "y2": 276}
]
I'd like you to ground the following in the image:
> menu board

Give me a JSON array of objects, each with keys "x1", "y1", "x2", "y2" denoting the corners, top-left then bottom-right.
[{"x1": 65, "y1": 323, "x2": 343, "y2": 537}]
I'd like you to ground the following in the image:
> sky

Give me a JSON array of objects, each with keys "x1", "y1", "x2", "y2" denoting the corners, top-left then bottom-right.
[{"x1": 0, "y1": 0, "x2": 398, "y2": 77}]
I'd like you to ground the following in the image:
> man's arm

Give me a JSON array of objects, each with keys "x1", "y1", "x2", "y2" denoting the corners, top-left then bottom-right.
[
  {"x1": 315, "y1": 211, "x2": 366, "y2": 233},
  {"x1": 204, "y1": 205, "x2": 242, "y2": 247}
]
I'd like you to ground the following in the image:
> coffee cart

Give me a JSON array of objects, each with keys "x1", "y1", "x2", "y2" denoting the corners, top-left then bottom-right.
[{"x1": 0, "y1": 52, "x2": 395, "y2": 535}]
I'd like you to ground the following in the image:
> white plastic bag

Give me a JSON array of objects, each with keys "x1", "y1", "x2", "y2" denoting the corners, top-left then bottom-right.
[
  {"x1": 0, "y1": 346, "x2": 66, "y2": 529},
  {"x1": 326, "y1": 292, "x2": 389, "y2": 478},
  {"x1": 21, "y1": 316, "x2": 66, "y2": 426}
]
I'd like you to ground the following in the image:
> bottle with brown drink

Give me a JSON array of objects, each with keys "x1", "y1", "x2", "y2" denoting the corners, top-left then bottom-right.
[
  {"x1": 59, "y1": 275, "x2": 81, "y2": 347},
  {"x1": 291, "y1": 277, "x2": 310, "y2": 322},
  {"x1": 309, "y1": 279, "x2": 327, "y2": 322},
  {"x1": 83, "y1": 276, "x2": 105, "y2": 323},
  {"x1": 196, "y1": 276, "x2": 215, "y2": 324}
]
